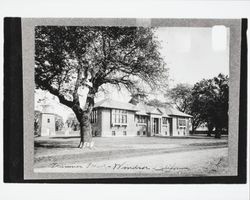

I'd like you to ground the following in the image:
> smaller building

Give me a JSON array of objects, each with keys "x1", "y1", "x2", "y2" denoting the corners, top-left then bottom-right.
[{"x1": 40, "y1": 100, "x2": 56, "y2": 136}]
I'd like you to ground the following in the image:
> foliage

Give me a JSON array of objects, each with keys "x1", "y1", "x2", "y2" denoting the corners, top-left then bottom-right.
[
  {"x1": 146, "y1": 98, "x2": 170, "y2": 107},
  {"x1": 167, "y1": 74, "x2": 229, "y2": 138},
  {"x1": 166, "y1": 83, "x2": 192, "y2": 113},
  {"x1": 35, "y1": 26, "x2": 168, "y2": 102},
  {"x1": 55, "y1": 114, "x2": 64, "y2": 131},
  {"x1": 191, "y1": 74, "x2": 229, "y2": 137},
  {"x1": 66, "y1": 114, "x2": 80, "y2": 131}
]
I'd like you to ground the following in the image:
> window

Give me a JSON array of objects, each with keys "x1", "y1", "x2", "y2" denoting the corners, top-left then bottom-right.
[
  {"x1": 137, "y1": 115, "x2": 147, "y2": 123},
  {"x1": 112, "y1": 109, "x2": 127, "y2": 124},
  {"x1": 165, "y1": 131, "x2": 168, "y2": 135},
  {"x1": 91, "y1": 109, "x2": 97, "y2": 123},
  {"x1": 47, "y1": 118, "x2": 50, "y2": 123},
  {"x1": 123, "y1": 131, "x2": 127, "y2": 136},
  {"x1": 112, "y1": 131, "x2": 116, "y2": 136},
  {"x1": 162, "y1": 117, "x2": 168, "y2": 125},
  {"x1": 143, "y1": 131, "x2": 146, "y2": 136},
  {"x1": 137, "y1": 131, "x2": 140, "y2": 136},
  {"x1": 178, "y1": 118, "x2": 186, "y2": 128}
]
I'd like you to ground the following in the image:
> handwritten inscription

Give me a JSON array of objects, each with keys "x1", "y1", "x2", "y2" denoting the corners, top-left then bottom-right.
[{"x1": 50, "y1": 162, "x2": 189, "y2": 172}]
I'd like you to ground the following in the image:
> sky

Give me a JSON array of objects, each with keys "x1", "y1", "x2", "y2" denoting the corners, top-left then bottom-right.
[
  {"x1": 155, "y1": 26, "x2": 229, "y2": 87},
  {"x1": 35, "y1": 26, "x2": 230, "y2": 121}
]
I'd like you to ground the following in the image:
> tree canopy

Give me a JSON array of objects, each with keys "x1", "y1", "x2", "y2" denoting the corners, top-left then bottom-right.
[
  {"x1": 166, "y1": 83, "x2": 192, "y2": 113},
  {"x1": 35, "y1": 26, "x2": 168, "y2": 105}
]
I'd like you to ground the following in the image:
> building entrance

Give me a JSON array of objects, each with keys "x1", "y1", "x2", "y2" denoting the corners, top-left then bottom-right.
[{"x1": 153, "y1": 118, "x2": 159, "y2": 135}]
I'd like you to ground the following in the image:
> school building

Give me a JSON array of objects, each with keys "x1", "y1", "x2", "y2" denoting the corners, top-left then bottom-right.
[{"x1": 90, "y1": 98, "x2": 192, "y2": 137}]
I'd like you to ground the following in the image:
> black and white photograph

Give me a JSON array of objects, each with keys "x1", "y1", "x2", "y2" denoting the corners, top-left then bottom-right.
[
  {"x1": 1, "y1": 1, "x2": 249, "y2": 200},
  {"x1": 33, "y1": 23, "x2": 232, "y2": 176},
  {"x1": 3, "y1": 17, "x2": 247, "y2": 183}
]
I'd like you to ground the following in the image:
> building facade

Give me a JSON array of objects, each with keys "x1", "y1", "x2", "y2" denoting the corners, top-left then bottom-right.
[
  {"x1": 91, "y1": 98, "x2": 192, "y2": 137},
  {"x1": 40, "y1": 101, "x2": 56, "y2": 137}
]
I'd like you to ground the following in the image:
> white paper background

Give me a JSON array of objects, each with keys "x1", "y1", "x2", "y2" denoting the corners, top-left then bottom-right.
[{"x1": 0, "y1": 0, "x2": 249, "y2": 200}]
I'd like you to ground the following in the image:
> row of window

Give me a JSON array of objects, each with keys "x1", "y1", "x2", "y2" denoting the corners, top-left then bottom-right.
[
  {"x1": 91, "y1": 109, "x2": 187, "y2": 129},
  {"x1": 112, "y1": 130, "x2": 127, "y2": 136},
  {"x1": 111, "y1": 109, "x2": 128, "y2": 124},
  {"x1": 90, "y1": 109, "x2": 97, "y2": 123},
  {"x1": 137, "y1": 131, "x2": 146, "y2": 136},
  {"x1": 111, "y1": 130, "x2": 187, "y2": 136},
  {"x1": 162, "y1": 117, "x2": 168, "y2": 125},
  {"x1": 178, "y1": 118, "x2": 187, "y2": 128},
  {"x1": 136, "y1": 115, "x2": 147, "y2": 123}
]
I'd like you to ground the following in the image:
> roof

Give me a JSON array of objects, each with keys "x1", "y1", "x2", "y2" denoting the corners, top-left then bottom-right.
[
  {"x1": 136, "y1": 103, "x2": 192, "y2": 118},
  {"x1": 94, "y1": 98, "x2": 192, "y2": 118},
  {"x1": 94, "y1": 98, "x2": 138, "y2": 111},
  {"x1": 162, "y1": 106, "x2": 192, "y2": 118},
  {"x1": 41, "y1": 104, "x2": 55, "y2": 114},
  {"x1": 157, "y1": 107, "x2": 171, "y2": 118},
  {"x1": 135, "y1": 103, "x2": 163, "y2": 115}
]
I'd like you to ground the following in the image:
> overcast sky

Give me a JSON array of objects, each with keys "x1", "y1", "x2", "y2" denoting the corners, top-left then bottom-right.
[{"x1": 155, "y1": 26, "x2": 229, "y2": 87}]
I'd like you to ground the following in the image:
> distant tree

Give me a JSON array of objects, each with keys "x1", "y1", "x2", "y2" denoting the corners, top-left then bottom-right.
[
  {"x1": 66, "y1": 114, "x2": 80, "y2": 131},
  {"x1": 166, "y1": 83, "x2": 201, "y2": 133},
  {"x1": 35, "y1": 26, "x2": 168, "y2": 148},
  {"x1": 146, "y1": 99, "x2": 167, "y2": 107},
  {"x1": 129, "y1": 92, "x2": 148, "y2": 105},
  {"x1": 34, "y1": 110, "x2": 42, "y2": 136},
  {"x1": 55, "y1": 114, "x2": 64, "y2": 131},
  {"x1": 166, "y1": 83, "x2": 193, "y2": 113}
]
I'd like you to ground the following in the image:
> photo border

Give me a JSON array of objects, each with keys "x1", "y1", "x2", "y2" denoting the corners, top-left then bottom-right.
[{"x1": 3, "y1": 17, "x2": 247, "y2": 183}]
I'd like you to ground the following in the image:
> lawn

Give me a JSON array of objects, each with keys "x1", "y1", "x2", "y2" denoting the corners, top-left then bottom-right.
[{"x1": 34, "y1": 136, "x2": 229, "y2": 177}]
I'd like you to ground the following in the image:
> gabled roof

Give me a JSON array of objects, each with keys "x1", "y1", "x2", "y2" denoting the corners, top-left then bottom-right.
[
  {"x1": 94, "y1": 98, "x2": 138, "y2": 111},
  {"x1": 162, "y1": 106, "x2": 192, "y2": 118},
  {"x1": 157, "y1": 107, "x2": 171, "y2": 118},
  {"x1": 94, "y1": 98, "x2": 192, "y2": 118},
  {"x1": 135, "y1": 103, "x2": 163, "y2": 115}
]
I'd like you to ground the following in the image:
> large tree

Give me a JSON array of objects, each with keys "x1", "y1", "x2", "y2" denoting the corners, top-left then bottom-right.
[
  {"x1": 191, "y1": 74, "x2": 229, "y2": 138},
  {"x1": 35, "y1": 26, "x2": 168, "y2": 148}
]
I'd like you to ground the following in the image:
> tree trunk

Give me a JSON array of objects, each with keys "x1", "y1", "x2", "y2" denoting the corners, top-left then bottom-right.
[
  {"x1": 207, "y1": 131, "x2": 212, "y2": 137},
  {"x1": 207, "y1": 124, "x2": 213, "y2": 137},
  {"x1": 214, "y1": 128, "x2": 221, "y2": 139},
  {"x1": 76, "y1": 88, "x2": 95, "y2": 148},
  {"x1": 78, "y1": 111, "x2": 93, "y2": 148},
  {"x1": 192, "y1": 122, "x2": 198, "y2": 135}
]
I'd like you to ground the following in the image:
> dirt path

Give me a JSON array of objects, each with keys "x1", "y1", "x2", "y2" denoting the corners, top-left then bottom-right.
[
  {"x1": 34, "y1": 137, "x2": 228, "y2": 176},
  {"x1": 35, "y1": 147, "x2": 228, "y2": 176},
  {"x1": 35, "y1": 142, "x2": 227, "y2": 168}
]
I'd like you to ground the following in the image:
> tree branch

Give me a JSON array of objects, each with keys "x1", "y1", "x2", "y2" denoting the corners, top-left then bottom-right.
[{"x1": 35, "y1": 76, "x2": 74, "y2": 108}]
